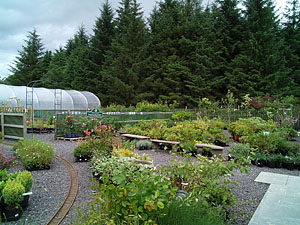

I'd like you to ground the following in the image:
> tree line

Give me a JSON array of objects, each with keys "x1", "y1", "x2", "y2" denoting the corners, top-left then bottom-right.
[{"x1": 3, "y1": 0, "x2": 300, "y2": 107}]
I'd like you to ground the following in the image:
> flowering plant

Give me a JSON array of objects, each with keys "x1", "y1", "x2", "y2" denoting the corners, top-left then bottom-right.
[{"x1": 15, "y1": 138, "x2": 55, "y2": 170}]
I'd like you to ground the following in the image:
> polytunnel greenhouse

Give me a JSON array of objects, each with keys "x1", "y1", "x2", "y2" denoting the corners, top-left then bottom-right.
[{"x1": 0, "y1": 84, "x2": 100, "y2": 114}]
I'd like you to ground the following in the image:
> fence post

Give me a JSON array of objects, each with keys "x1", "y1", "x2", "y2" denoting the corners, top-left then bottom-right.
[{"x1": 1, "y1": 112, "x2": 4, "y2": 141}]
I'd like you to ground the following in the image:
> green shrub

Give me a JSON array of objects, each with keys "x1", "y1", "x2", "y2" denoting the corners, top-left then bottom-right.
[
  {"x1": 228, "y1": 143, "x2": 252, "y2": 160},
  {"x1": 244, "y1": 132, "x2": 299, "y2": 155},
  {"x1": 16, "y1": 138, "x2": 55, "y2": 170},
  {"x1": 73, "y1": 142, "x2": 93, "y2": 159},
  {"x1": 171, "y1": 111, "x2": 193, "y2": 122},
  {"x1": 92, "y1": 164, "x2": 176, "y2": 224},
  {"x1": 2, "y1": 179, "x2": 25, "y2": 207},
  {"x1": 136, "y1": 140, "x2": 152, "y2": 150},
  {"x1": 158, "y1": 196, "x2": 228, "y2": 225},
  {"x1": 16, "y1": 170, "x2": 33, "y2": 193},
  {"x1": 121, "y1": 140, "x2": 135, "y2": 151},
  {"x1": 180, "y1": 141, "x2": 197, "y2": 154},
  {"x1": 91, "y1": 156, "x2": 153, "y2": 183},
  {"x1": 160, "y1": 154, "x2": 249, "y2": 213}
]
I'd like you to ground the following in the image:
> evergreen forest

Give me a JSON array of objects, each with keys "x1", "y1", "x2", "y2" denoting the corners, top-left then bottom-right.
[{"x1": 2, "y1": 0, "x2": 300, "y2": 107}]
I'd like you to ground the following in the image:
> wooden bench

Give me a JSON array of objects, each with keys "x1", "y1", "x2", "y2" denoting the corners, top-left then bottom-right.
[
  {"x1": 121, "y1": 134, "x2": 150, "y2": 142},
  {"x1": 151, "y1": 139, "x2": 180, "y2": 152},
  {"x1": 195, "y1": 144, "x2": 224, "y2": 158}
]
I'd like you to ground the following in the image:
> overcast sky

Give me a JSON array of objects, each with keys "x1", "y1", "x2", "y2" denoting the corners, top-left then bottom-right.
[{"x1": 0, "y1": 0, "x2": 287, "y2": 79}]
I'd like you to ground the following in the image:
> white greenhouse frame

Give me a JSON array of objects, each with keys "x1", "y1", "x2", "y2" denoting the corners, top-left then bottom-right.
[{"x1": 0, "y1": 84, "x2": 100, "y2": 110}]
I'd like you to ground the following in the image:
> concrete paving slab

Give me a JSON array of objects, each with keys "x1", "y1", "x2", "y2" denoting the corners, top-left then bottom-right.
[
  {"x1": 254, "y1": 172, "x2": 288, "y2": 185},
  {"x1": 286, "y1": 176, "x2": 300, "y2": 186},
  {"x1": 249, "y1": 172, "x2": 300, "y2": 225}
]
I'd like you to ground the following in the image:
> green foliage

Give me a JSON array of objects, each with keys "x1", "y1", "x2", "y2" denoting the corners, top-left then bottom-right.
[
  {"x1": 73, "y1": 142, "x2": 94, "y2": 159},
  {"x1": 228, "y1": 143, "x2": 253, "y2": 160},
  {"x1": 91, "y1": 163, "x2": 176, "y2": 224},
  {"x1": 90, "y1": 156, "x2": 153, "y2": 183},
  {"x1": 2, "y1": 179, "x2": 25, "y2": 207},
  {"x1": 171, "y1": 111, "x2": 193, "y2": 122},
  {"x1": 180, "y1": 141, "x2": 197, "y2": 154},
  {"x1": 160, "y1": 154, "x2": 249, "y2": 213},
  {"x1": 243, "y1": 132, "x2": 300, "y2": 155},
  {"x1": 102, "y1": 103, "x2": 135, "y2": 112},
  {"x1": 121, "y1": 140, "x2": 135, "y2": 152},
  {"x1": 16, "y1": 170, "x2": 33, "y2": 193},
  {"x1": 229, "y1": 117, "x2": 276, "y2": 137},
  {"x1": 135, "y1": 140, "x2": 152, "y2": 150},
  {"x1": 136, "y1": 101, "x2": 177, "y2": 112},
  {"x1": 158, "y1": 196, "x2": 228, "y2": 225},
  {"x1": 6, "y1": 29, "x2": 46, "y2": 86},
  {"x1": 15, "y1": 138, "x2": 55, "y2": 170}
]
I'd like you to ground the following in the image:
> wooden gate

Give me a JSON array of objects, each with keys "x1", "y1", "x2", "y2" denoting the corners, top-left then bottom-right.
[{"x1": 0, "y1": 107, "x2": 26, "y2": 141}]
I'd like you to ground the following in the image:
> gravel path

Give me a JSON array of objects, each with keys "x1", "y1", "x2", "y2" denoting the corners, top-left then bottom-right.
[{"x1": 2, "y1": 133, "x2": 300, "y2": 225}]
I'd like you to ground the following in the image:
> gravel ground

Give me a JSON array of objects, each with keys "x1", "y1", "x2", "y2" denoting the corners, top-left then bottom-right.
[{"x1": 1, "y1": 133, "x2": 300, "y2": 225}]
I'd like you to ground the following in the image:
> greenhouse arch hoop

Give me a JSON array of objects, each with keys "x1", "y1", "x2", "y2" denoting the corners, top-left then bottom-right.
[{"x1": 0, "y1": 84, "x2": 100, "y2": 118}]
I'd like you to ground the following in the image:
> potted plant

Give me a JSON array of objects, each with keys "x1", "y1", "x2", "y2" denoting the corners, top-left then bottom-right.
[
  {"x1": 16, "y1": 171, "x2": 33, "y2": 209},
  {"x1": 73, "y1": 142, "x2": 93, "y2": 162},
  {"x1": 283, "y1": 156, "x2": 295, "y2": 170},
  {"x1": 266, "y1": 154, "x2": 276, "y2": 168},
  {"x1": 272, "y1": 154, "x2": 284, "y2": 168},
  {"x1": 15, "y1": 138, "x2": 55, "y2": 170},
  {"x1": 228, "y1": 143, "x2": 251, "y2": 162},
  {"x1": 180, "y1": 141, "x2": 197, "y2": 155},
  {"x1": 2, "y1": 180, "x2": 25, "y2": 221},
  {"x1": 255, "y1": 152, "x2": 267, "y2": 167}
]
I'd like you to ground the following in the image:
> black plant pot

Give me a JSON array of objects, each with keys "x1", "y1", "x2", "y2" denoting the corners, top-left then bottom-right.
[
  {"x1": 284, "y1": 162, "x2": 295, "y2": 170},
  {"x1": 2, "y1": 206, "x2": 23, "y2": 222},
  {"x1": 92, "y1": 171, "x2": 100, "y2": 179},
  {"x1": 21, "y1": 195, "x2": 30, "y2": 210},
  {"x1": 256, "y1": 159, "x2": 265, "y2": 167},
  {"x1": 275, "y1": 161, "x2": 282, "y2": 168},
  {"x1": 176, "y1": 190, "x2": 188, "y2": 200},
  {"x1": 26, "y1": 164, "x2": 50, "y2": 171},
  {"x1": 267, "y1": 160, "x2": 276, "y2": 168},
  {"x1": 75, "y1": 156, "x2": 91, "y2": 162},
  {"x1": 214, "y1": 140, "x2": 227, "y2": 147}
]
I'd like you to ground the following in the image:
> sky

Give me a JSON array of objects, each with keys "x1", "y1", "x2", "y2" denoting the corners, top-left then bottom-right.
[{"x1": 0, "y1": 0, "x2": 287, "y2": 79}]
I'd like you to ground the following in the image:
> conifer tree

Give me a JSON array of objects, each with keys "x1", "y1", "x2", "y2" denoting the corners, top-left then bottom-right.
[
  {"x1": 6, "y1": 29, "x2": 45, "y2": 86},
  {"x1": 228, "y1": 0, "x2": 289, "y2": 97},
  {"x1": 99, "y1": 0, "x2": 150, "y2": 106},
  {"x1": 90, "y1": 0, "x2": 115, "y2": 71},
  {"x1": 43, "y1": 47, "x2": 68, "y2": 89},
  {"x1": 282, "y1": 0, "x2": 300, "y2": 96},
  {"x1": 64, "y1": 26, "x2": 96, "y2": 91}
]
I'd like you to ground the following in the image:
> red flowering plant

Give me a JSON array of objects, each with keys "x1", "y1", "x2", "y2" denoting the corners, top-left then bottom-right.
[
  {"x1": 0, "y1": 144, "x2": 16, "y2": 169},
  {"x1": 84, "y1": 120, "x2": 115, "y2": 158}
]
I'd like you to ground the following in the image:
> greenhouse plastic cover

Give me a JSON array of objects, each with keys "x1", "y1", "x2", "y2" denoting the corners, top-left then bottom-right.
[{"x1": 0, "y1": 84, "x2": 100, "y2": 110}]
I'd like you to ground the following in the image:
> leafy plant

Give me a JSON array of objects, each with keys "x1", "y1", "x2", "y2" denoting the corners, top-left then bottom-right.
[
  {"x1": 73, "y1": 142, "x2": 93, "y2": 159},
  {"x1": 158, "y1": 196, "x2": 228, "y2": 225},
  {"x1": 2, "y1": 179, "x2": 25, "y2": 207},
  {"x1": 136, "y1": 140, "x2": 152, "y2": 150},
  {"x1": 180, "y1": 141, "x2": 197, "y2": 154},
  {"x1": 171, "y1": 111, "x2": 193, "y2": 122},
  {"x1": 228, "y1": 143, "x2": 252, "y2": 160},
  {"x1": 16, "y1": 170, "x2": 33, "y2": 193},
  {"x1": 90, "y1": 156, "x2": 153, "y2": 183},
  {"x1": 15, "y1": 138, "x2": 55, "y2": 170},
  {"x1": 91, "y1": 164, "x2": 177, "y2": 224},
  {"x1": 160, "y1": 153, "x2": 249, "y2": 214}
]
